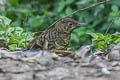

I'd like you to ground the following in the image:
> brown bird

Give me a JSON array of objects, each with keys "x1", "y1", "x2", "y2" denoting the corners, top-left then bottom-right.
[{"x1": 25, "y1": 18, "x2": 86, "y2": 51}]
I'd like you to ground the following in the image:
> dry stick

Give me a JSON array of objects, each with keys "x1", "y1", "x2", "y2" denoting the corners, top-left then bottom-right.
[
  {"x1": 104, "y1": 19, "x2": 114, "y2": 35},
  {"x1": 48, "y1": 0, "x2": 110, "y2": 28},
  {"x1": 104, "y1": 14, "x2": 120, "y2": 35}
]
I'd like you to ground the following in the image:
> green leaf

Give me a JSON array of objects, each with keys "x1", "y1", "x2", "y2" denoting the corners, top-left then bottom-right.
[
  {"x1": 87, "y1": 33, "x2": 98, "y2": 39},
  {"x1": 110, "y1": 11, "x2": 120, "y2": 16},
  {"x1": 96, "y1": 33, "x2": 104, "y2": 38},
  {"x1": 65, "y1": 0, "x2": 74, "y2": 5},
  {"x1": 9, "y1": 44, "x2": 17, "y2": 51},
  {"x1": 111, "y1": 5, "x2": 119, "y2": 12},
  {"x1": 65, "y1": 7, "x2": 72, "y2": 15},
  {"x1": 98, "y1": 43, "x2": 104, "y2": 50},
  {"x1": 57, "y1": 1, "x2": 65, "y2": 12},
  {"x1": 87, "y1": 33, "x2": 116, "y2": 52},
  {"x1": 0, "y1": 16, "x2": 12, "y2": 25},
  {"x1": 71, "y1": 34, "x2": 79, "y2": 43},
  {"x1": 114, "y1": 18, "x2": 120, "y2": 26}
]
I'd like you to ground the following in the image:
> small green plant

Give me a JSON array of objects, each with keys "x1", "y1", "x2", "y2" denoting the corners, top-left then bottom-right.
[
  {"x1": 88, "y1": 32, "x2": 120, "y2": 52},
  {"x1": 0, "y1": 15, "x2": 34, "y2": 51}
]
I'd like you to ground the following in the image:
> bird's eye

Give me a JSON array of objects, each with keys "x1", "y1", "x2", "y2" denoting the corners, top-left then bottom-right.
[{"x1": 68, "y1": 22, "x2": 73, "y2": 26}]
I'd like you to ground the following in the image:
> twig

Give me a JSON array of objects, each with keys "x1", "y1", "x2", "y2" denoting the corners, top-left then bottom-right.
[
  {"x1": 104, "y1": 14, "x2": 120, "y2": 35},
  {"x1": 104, "y1": 19, "x2": 114, "y2": 35},
  {"x1": 48, "y1": 0, "x2": 110, "y2": 28}
]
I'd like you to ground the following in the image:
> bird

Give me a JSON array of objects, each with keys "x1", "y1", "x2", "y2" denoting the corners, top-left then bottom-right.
[{"x1": 25, "y1": 18, "x2": 86, "y2": 51}]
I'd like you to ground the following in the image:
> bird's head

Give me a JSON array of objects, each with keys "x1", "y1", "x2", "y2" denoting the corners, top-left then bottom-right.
[{"x1": 55, "y1": 18, "x2": 87, "y2": 33}]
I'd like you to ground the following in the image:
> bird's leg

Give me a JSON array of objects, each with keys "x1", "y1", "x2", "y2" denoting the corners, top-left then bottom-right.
[{"x1": 43, "y1": 39, "x2": 49, "y2": 50}]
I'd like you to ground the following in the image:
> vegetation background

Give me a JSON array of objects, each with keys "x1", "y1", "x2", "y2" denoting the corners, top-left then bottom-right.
[{"x1": 0, "y1": 0, "x2": 120, "y2": 51}]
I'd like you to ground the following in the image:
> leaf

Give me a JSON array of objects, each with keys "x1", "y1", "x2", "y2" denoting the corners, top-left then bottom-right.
[
  {"x1": 0, "y1": 16, "x2": 12, "y2": 25},
  {"x1": 111, "y1": 5, "x2": 119, "y2": 12},
  {"x1": 98, "y1": 43, "x2": 104, "y2": 50},
  {"x1": 9, "y1": 44, "x2": 17, "y2": 51},
  {"x1": 110, "y1": 11, "x2": 120, "y2": 16},
  {"x1": 87, "y1": 33, "x2": 98, "y2": 39},
  {"x1": 57, "y1": 1, "x2": 65, "y2": 12},
  {"x1": 96, "y1": 33, "x2": 104, "y2": 38},
  {"x1": 71, "y1": 33, "x2": 79, "y2": 43},
  {"x1": 114, "y1": 17, "x2": 120, "y2": 26},
  {"x1": 104, "y1": 34, "x2": 112, "y2": 42},
  {"x1": 65, "y1": 7, "x2": 72, "y2": 15},
  {"x1": 8, "y1": 0, "x2": 19, "y2": 7},
  {"x1": 65, "y1": 0, "x2": 74, "y2": 5},
  {"x1": 87, "y1": 33, "x2": 116, "y2": 52}
]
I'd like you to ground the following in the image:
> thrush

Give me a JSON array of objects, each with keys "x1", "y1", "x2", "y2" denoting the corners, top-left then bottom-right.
[{"x1": 25, "y1": 18, "x2": 86, "y2": 51}]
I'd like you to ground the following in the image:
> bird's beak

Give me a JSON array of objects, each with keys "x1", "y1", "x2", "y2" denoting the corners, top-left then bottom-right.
[{"x1": 77, "y1": 23, "x2": 87, "y2": 27}]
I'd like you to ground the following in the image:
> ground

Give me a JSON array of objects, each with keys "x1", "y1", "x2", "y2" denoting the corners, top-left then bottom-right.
[{"x1": 0, "y1": 45, "x2": 120, "y2": 80}]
